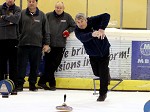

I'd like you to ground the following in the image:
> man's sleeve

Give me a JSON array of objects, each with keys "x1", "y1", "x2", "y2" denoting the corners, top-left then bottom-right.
[
  {"x1": 90, "y1": 13, "x2": 110, "y2": 30},
  {"x1": 66, "y1": 14, "x2": 76, "y2": 33},
  {"x1": 42, "y1": 14, "x2": 50, "y2": 45},
  {"x1": 1, "y1": 6, "x2": 21, "y2": 25}
]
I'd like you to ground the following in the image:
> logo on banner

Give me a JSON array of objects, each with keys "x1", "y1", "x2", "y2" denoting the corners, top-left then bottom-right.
[
  {"x1": 140, "y1": 42, "x2": 150, "y2": 56},
  {"x1": 131, "y1": 41, "x2": 150, "y2": 80}
]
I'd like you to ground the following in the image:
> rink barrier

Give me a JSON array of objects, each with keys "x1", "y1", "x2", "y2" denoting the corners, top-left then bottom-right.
[{"x1": 22, "y1": 77, "x2": 150, "y2": 91}]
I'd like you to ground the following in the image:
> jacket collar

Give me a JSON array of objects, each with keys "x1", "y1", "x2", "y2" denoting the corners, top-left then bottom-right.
[
  {"x1": 26, "y1": 7, "x2": 39, "y2": 16},
  {"x1": 53, "y1": 10, "x2": 64, "y2": 18},
  {"x1": 2, "y1": 2, "x2": 15, "y2": 10}
]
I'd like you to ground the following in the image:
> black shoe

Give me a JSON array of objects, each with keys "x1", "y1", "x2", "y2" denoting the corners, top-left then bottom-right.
[
  {"x1": 29, "y1": 84, "x2": 38, "y2": 91},
  {"x1": 97, "y1": 94, "x2": 107, "y2": 101},
  {"x1": 38, "y1": 83, "x2": 50, "y2": 90},
  {"x1": 11, "y1": 89, "x2": 17, "y2": 95},
  {"x1": 17, "y1": 85, "x2": 23, "y2": 92},
  {"x1": 50, "y1": 86, "x2": 56, "y2": 91}
]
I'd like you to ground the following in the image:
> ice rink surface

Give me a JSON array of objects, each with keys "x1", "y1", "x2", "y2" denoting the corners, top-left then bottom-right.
[{"x1": 0, "y1": 89, "x2": 149, "y2": 112}]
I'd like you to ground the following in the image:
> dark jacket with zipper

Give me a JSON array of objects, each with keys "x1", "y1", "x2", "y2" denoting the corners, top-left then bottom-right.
[
  {"x1": 75, "y1": 13, "x2": 111, "y2": 57},
  {"x1": 0, "y1": 2, "x2": 21, "y2": 40},
  {"x1": 18, "y1": 8, "x2": 50, "y2": 47},
  {"x1": 46, "y1": 11, "x2": 75, "y2": 47}
]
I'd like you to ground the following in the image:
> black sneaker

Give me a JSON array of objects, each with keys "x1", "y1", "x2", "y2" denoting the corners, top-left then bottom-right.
[
  {"x1": 50, "y1": 86, "x2": 56, "y2": 91},
  {"x1": 97, "y1": 94, "x2": 107, "y2": 101},
  {"x1": 11, "y1": 88, "x2": 17, "y2": 95},
  {"x1": 38, "y1": 83, "x2": 50, "y2": 90},
  {"x1": 17, "y1": 85, "x2": 23, "y2": 92},
  {"x1": 29, "y1": 84, "x2": 38, "y2": 91}
]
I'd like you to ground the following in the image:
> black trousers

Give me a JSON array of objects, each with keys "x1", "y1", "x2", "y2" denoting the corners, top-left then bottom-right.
[
  {"x1": 17, "y1": 46, "x2": 42, "y2": 85},
  {"x1": 89, "y1": 55, "x2": 110, "y2": 96},
  {"x1": 39, "y1": 47, "x2": 64, "y2": 87},
  {"x1": 0, "y1": 39, "x2": 18, "y2": 86}
]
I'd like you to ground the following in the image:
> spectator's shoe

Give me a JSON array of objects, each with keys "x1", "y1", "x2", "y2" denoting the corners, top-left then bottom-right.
[
  {"x1": 50, "y1": 86, "x2": 56, "y2": 91},
  {"x1": 97, "y1": 94, "x2": 107, "y2": 101},
  {"x1": 17, "y1": 85, "x2": 23, "y2": 92},
  {"x1": 11, "y1": 88, "x2": 17, "y2": 95},
  {"x1": 29, "y1": 84, "x2": 38, "y2": 91},
  {"x1": 38, "y1": 83, "x2": 50, "y2": 90}
]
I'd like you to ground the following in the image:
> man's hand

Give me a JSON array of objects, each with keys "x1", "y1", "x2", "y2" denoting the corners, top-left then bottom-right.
[
  {"x1": 92, "y1": 29, "x2": 106, "y2": 39},
  {"x1": 92, "y1": 31, "x2": 100, "y2": 37},
  {"x1": 92, "y1": 29, "x2": 105, "y2": 39},
  {"x1": 42, "y1": 45, "x2": 51, "y2": 53},
  {"x1": 98, "y1": 29, "x2": 105, "y2": 39},
  {"x1": 63, "y1": 30, "x2": 70, "y2": 38}
]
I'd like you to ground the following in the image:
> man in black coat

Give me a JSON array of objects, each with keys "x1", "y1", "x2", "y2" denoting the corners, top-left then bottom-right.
[
  {"x1": 17, "y1": 0, "x2": 50, "y2": 91},
  {"x1": 75, "y1": 13, "x2": 111, "y2": 101},
  {"x1": 0, "y1": 0, "x2": 21, "y2": 94}
]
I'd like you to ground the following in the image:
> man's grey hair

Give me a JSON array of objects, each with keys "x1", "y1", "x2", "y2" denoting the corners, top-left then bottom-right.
[{"x1": 75, "y1": 13, "x2": 87, "y2": 20}]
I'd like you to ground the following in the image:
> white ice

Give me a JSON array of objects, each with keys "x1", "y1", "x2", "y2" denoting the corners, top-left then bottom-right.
[{"x1": 0, "y1": 89, "x2": 149, "y2": 112}]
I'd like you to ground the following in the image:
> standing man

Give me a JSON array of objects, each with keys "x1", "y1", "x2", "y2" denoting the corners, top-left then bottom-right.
[
  {"x1": 17, "y1": 0, "x2": 50, "y2": 91},
  {"x1": 38, "y1": 1, "x2": 76, "y2": 90},
  {"x1": 0, "y1": 0, "x2": 21, "y2": 94},
  {"x1": 74, "y1": 13, "x2": 111, "y2": 101}
]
